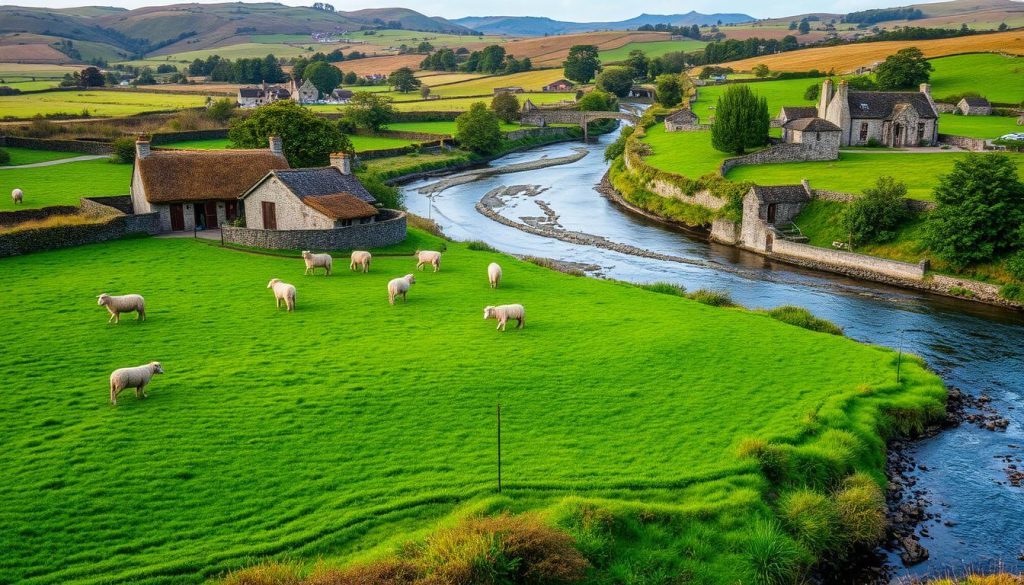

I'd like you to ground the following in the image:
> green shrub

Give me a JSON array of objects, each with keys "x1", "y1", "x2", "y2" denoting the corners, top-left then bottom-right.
[
  {"x1": 834, "y1": 474, "x2": 886, "y2": 546},
  {"x1": 466, "y1": 240, "x2": 498, "y2": 252},
  {"x1": 738, "y1": 439, "x2": 791, "y2": 483},
  {"x1": 357, "y1": 172, "x2": 403, "y2": 210},
  {"x1": 865, "y1": 137, "x2": 882, "y2": 148},
  {"x1": 638, "y1": 282, "x2": 687, "y2": 297},
  {"x1": 110, "y1": 137, "x2": 136, "y2": 164},
  {"x1": 1000, "y1": 283, "x2": 1024, "y2": 302},
  {"x1": 0, "y1": 147, "x2": 9, "y2": 165},
  {"x1": 745, "y1": 520, "x2": 806, "y2": 585},
  {"x1": 842, "y1": 176, "x2": 913, "y2": 246},
  {"x1": 550, "y1": 501, "x2": 617, "y2": 567},
  {"x1": 687, "y1": 289, "x2": 734, "y2": 307},
  {"x1": 778, "y1": 489, "x2": 843, "y2": 554},
  {"x1": 1006, "y1": 251, "x2": 1024, "y2": 281},
  {"x1": 765, "y1": 306, "x2": 844, "y2": 336}
]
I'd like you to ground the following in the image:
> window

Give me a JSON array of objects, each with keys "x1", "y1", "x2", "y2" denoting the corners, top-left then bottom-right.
[
  {"x1": 917, "y1": 122, "x2": 926, "y2": 141},
  {"x1": 816, "y1": 132, "x2": 821, "y2": 141},
  {"x1": 341, "y1": 219, "x2": 353, "y2": 227},
  {"x1": 859, "y1": 122, "x2": 869, "y2": 142}
]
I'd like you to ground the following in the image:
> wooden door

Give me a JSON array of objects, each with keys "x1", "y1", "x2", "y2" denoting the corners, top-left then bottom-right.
[
  {"x1": 205, "y1": 204, "x2": 218, "y2": 229},
  {"x1": 261, "y1": 201, "x2": 277, "y2": 230},
  {"x1": 767, "y1": 203, "x2": 777, "y2": 224},
  {"x1": 225, "y1": 201, "x2": 238, "y2": 222},
  {"x1": 170, "y1": 203, "x2": 185, "y2": 231}
]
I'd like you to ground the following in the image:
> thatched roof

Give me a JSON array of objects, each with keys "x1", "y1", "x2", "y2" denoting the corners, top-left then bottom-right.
[
  {"x1": 137, "y1": 149, "x2": 289, "y2": 204},
  {"x1": 303, "y1": 193, "x2": 378, "y2": 220}
]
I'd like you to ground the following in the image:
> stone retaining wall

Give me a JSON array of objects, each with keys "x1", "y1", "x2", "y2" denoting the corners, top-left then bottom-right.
[
  {"x1": 812, "y1": 189, "x2": 936, "y2": 211},
  {"x1": 622, "y1": 145, "x2": 728, "y2": 210},
  {"x1": 719, "y1": 142, "x2": 836, "y2": 175},
  {"x1": 222, "y1": 209, "x2": 407, "y2": 251},
  {"x1": 503, "y1": 127, "x2": 572, "y2": 141},
  {"x1": 938, "y1": 133, "x2": 988, "y2": 151},
  {"x1": 929, "y1": 275, "x2": 1005, "y2": 304},
  {"x1": 770, "y1": 239, "x2": 927, "y2": 281},
  {"x1": 0, "y1": 212, "x2": 160, "y2": 258},
  {"x1": 0, "y1": 136, "x2": 112, "y2": 154}
]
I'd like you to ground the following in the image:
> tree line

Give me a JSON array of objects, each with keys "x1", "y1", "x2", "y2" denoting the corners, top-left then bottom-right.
[{"x1": 420, "y1": 45, "x2": 531, "y2": 74}]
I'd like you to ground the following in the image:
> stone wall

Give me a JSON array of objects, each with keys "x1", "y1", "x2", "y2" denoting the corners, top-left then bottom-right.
[
  {"x1": 0, "y1": 206, "x2": 79, "y2": 226},
  {"x1": 938, "y1": 133, "x2": 988, "y2": 151},
  {"x1": 770, "y1": 239, "x2": 927, "y2": 281},
  {"x1": 622, "y1": 150, "x2": 727, "y2": 210},
  {"x1": 710, "y1": 218, "x2": 740, "y2": 244},
  {"x1": 929, "y1": 274, "x2": 1005, "y2": 304},
  {"x1": 719, "y1": 142, "x2": 837, "y2": 175},
  {"x1": 934, "y1": 103, "x2": 956, "y2": 114},
  {"x1": 811, "y1": 189, "x2": 936, "y2": 212},
  {"x1": 503, "y1": 127, "x2": 572, "y2": 141},
  {"x1": 243, "y1": 176, "x2": 335, "y2": 230},
  {"x1": 0, "y1": 136, "x2": 112, "y2": 154},
  {"x1": 82, "y1": 195, "x2": 134, "y2": 215},
  {"x1": 223, "y1": 209, "x2": 407, "y2": 251},
  {"x1": 0, "y1": 212, "x2": 160, "y2": 258}
]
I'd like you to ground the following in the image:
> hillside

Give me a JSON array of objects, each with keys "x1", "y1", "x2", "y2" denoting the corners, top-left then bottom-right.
[{"x1": 452, "y1": 11, "x2": 754, "y2": 36}]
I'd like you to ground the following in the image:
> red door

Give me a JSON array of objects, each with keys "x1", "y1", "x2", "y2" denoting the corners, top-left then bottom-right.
[
  {"x1": 170, "y1": 203, "x2": 185, "y2": 231},
  {"x1": 205, "y1": 203, "x2": 218, "y2": 229},
  {"x1": 261, "y1": 201, "x2": 277, "y2": 230},
  {"x1": 225, "y1": 201, "x2": 238, "y2": 222}
]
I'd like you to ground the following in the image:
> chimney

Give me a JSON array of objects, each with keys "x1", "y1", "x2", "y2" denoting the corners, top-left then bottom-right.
[
  {"x1": 135, "y1": 138, "x2": 150, "y2": 160},
  {"x1": 836, "y1": 79, "x2": 849, "y2": 102},
  {"x1": 818, "y1": 78, "x2": 833, "y2": 118},
  {"x1": 268, "y1": 135, "x2": 283, "y2": 157},
  {"x1": 330, "y1": 152, "x2": 351, "y2": 175},
  {"x1": 801, "y1": 179, "x2": 811, "y2": 196},
  {"x1": 919, "y1": 83, "x2": 931, "y2": 97}
]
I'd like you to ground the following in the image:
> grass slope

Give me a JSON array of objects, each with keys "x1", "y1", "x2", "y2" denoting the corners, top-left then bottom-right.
[
  {"x1": 0, "y1": 235, "x2": 943, "y2": 585},
  {"x1": 928, "y1": 53, "x2": 1024, "y2": 104},
  {"x1": 0, "y1": 147, "x2": 79, "y2": 166},
  {"x1": 939, "y1": 113, "x2": 1022, "y2": 139},
  {"x1": 599, "y1": 39, "x2": 707, "y2": 63},
  {"x1": 639, "y1": 125, "x2": 733, "y2": 178},
  {"x1": 691, "y1": 77, "x2": 819, "y2": 123},
  {"x1": 0, "y1": 159, "x2": 131, "y2": 210}
]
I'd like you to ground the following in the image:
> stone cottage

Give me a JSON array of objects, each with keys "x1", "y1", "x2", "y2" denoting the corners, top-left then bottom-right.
[
  {"x1": 739, "y1": 184, "x2": 812, "y2": 252},
  {"x1": 781, "y1": 117, "x2": 841, "y2": 158},
  {"x1": 239, "y1": 153, "x2": 379, "y2": 230},
  {"x1": 290, "y1": 78, "x2": 320, "y2": 103},
  {"x1": 777, "y1": 106, "x2": 818, "y2": 127},
  {"x1": 237, "y1": 82, "x2": 291, "y2": 107},
  {"x1": 957, "y1": 96, "x2": 992, "y2": 116},
  {"x1": 664, "y1": 109, "x2": 701, "y2": 132},
  {"x1": 130, "y1": 137, "x2": 290, "y2": 232},
  {"x1": 543, "y1": 79, "x2": 573, "y2": 92},
  {"x1": 811, "y1": 79, "x2": 939, "y2": 147}
]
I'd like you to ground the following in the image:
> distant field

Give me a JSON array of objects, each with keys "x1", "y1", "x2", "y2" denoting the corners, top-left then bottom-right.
[
  {"x1": 938, "y1": 113, "x2": 1022, "y2": 139},
  {"x1": 502, "y1": 31, "x2": 670, "y2": 67},
  {"x1": 0, "y1": 62, "x2": 82, "y2": 91},
  {"x1": 706, "y1": 30, "x2": 1024, "y2": 74},
  {"x1": 329, "y1": 54, "x2": 426, "y2": 76},
  {"x1": 415, "y1": 72, "x2": 484, "y2": 86},
  {"x1": 599, "y1": 40, "x2": 707, "y2": 63},
  {"x1": 0, "y1": 158, "x2": 131, "y2": 210},
  {"x1": 692, "y1": 77, "x2": 819, "y2": 123},
  {"x1": 725, "y1": 151, "x2": 1024, "y2": 201},
  {"x1": 0, "y1": 89, "x2": 206, "y2": 119},
  {"x1": 928, "y1": 53, "x2": 1024, "y2": 104},
  {"x1": 428, "y1": 70, "x2": 573, "y2": 97},
  {"x1": 158, "y1": 139, "x2": 232, "y2": 150},
  {"x1": 308, "y1": 91, "x2": 573, "y2": 113},
  {"x1": 0, "y1": 146, "x2": 78, "y2": 166}
]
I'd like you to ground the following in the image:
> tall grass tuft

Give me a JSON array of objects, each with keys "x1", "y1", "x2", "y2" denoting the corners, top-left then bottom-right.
[
  {"x1": 745, "y1": 519, "x2": 807, "y2": 585},
  {"x1": 222, "y1": 562, "x2": 302, "y2": 585},
  {"x1": 638, "y1": 282, "x2": 687, "y2": 297},
  {"x1": 737, "y1": 439, "x2": 791, "y2": 483},
  {"x1": 764, "y1": 306, "x2": 844, "y2": 336},
  {"x1": 687, "y1": 289, "x2": 734, "y2": 307},
  {"x1": 466, "y1": 240, "x2": 498, "y2": 252},
  {"x1": 304, "y1": 560, "x2": 420, "y2": 585},
  {"x1": 778, "y1": 489, "x2": 843, "y2": 555},
  {"x1": 835, "y1": 473, "x2": 886, "y2": 546},
  {"x1": 0, "y1": 215, "x2": 107, "y2": 235}
]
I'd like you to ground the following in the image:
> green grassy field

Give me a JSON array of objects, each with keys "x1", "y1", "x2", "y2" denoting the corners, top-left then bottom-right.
[
  {"x1": 692, "y1": 78, "x2": 819, "y2": 123},
  {"x1": 0, "y1": 234, "x2": 944, "y2": 585},
  {"x1": 426, "y1": 70, "x2": 575, "y2": 97},
  {"x1": 0, "y1": 147, "x2": 79, "y2": 166},
  {"x1": 384, "y1": 120, "x2": 524, "y2": 136},
  {"x1": 928, "y1": 53, "x2": 1024, "y2": 104},
  {"x1": 938, "y1": 113, "x2": 1022, "y2": 139},
  {"x1": 726, "y1": 151, "x2": 1024, "y2": 201},
  {"x1": 639, "y1": 125, "x2": 733, "y2": 178},
  {"x1": 598, "y1": 39, "x2": 707, "y2": 63},
  {"x1": 0, "y1": 158, "x2": 131, "y2": 210},
  {"x1": 312, "y1": 92, "x2": 574, "y2": 114},
  {"x1": 0, "y1": 90, "x2": 206, "y2": 119}
]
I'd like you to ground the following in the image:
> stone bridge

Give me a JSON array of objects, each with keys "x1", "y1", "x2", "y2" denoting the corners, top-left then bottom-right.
[{"x1": 520, "y1": 109, "x2": 639, "y2": 141}]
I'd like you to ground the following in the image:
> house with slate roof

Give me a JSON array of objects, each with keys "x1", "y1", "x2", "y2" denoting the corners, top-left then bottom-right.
[
  {"x1": 239, "y1": 153, "x2": 380, "y2": 230},
  {"x1": 813, "y1": 79, "x2": 939, "y2": 147},
  {"x1": 957, "y1": 96, "x2": 991, "y2": 116},
  {"x1": 740, "y1": 184, "x2": 814, "y2": 252}
]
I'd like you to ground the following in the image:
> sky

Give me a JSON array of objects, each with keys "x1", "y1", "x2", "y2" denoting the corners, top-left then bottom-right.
[{"x1": 8, "y1": 0, "x2": 967, "y2": 21}]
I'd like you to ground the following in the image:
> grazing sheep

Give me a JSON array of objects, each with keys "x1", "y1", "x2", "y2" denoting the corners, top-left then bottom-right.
[
  {"x1": 302, "y1": 251, "x2": 332, "y2": 276},
  {"x1": 109, "y1": 361, "x2": 164, "y2": 405},
  {"x1": 483, "y1": 304, "x2": 525, "y2": 331},
  {"x1": 487, "y1": 263, "x2": 502, "y2": 289},
  {"x1": 97, "y1": 293, "x2": 145, "y2": 324},
  {"x1": 350, "y1": 250, "x2": 372, "y2": 273},
  {"x1": 387, "y1": 274, "x2": 416, "y2": 305},
  {"x1": 267, "y1": 278, "x2": 296, "y2": 312},
  {"x1": 11, "y1": 189, "x2": 23, "y2": 205},
  {"x1": 415, "y1": 250, "x2": 442, "y2": 272}
]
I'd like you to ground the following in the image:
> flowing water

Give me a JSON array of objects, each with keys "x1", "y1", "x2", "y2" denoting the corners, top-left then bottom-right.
[{"x1": 402, "y1": 128, "x2": 1024, "y2": 579}]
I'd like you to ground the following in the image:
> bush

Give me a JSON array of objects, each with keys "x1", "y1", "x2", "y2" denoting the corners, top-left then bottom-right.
[
  {"x1": 765, "y1": 306, "x2": 843, "y2": 335},
  {"x1": 490, "y1": 92, "x2": 520, "y2": 124},
  {"x1": 1000, "y1": 283, "x2": 1024, "y2": 302},
  {"x1": 358, "y1": 172, "x2": 403, "y2": 210},
  {"x1": 745, "y1": 520, "x2": 807, "y2": 585},
  {"x1": 466, "y1": 240, "x2": 497, "y2": 252},
  {"x1": 0, "y1": 148, "x2": 9, "y2": 165},
  {"x1": 110, "y1": 137, "x2": 136, "y2": 164},
  {"x1": 687, "y1": 288, "x2": 734, "y2": 306},
  {"x1": 865, "y1": 137, "x2": 882, "y2": 148},
  {"x1": 842, "y1": 176, "x2": 913, "y2": 246},
  {"x1": 595, "y1": 67, "x2": 634, "y2": 98},
  {"x1": 778, "y1": 489, "x2": 842, "y2": 554},
  {"x1": 711, "y1": 85, "x2": 770, "y2": 155},
  {"x1": 1003, "y1": 252, "x2": 1024, "y2": 281}
]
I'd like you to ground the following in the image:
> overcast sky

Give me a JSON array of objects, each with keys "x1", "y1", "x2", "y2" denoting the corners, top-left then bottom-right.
[{"x1": 13, "y1": 0, "x2": 965, "y2": 21}]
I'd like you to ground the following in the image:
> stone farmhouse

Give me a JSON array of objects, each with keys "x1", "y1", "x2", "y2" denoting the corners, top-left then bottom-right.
[
  {"x1": 781, "y1": 117, "x2": 842, "y2": 155},
  {"x1": 130, "y1": 137, "x2": 289, "y2": 232},
  {"x1": 957, "y1": 96, "x2": 992, "y2": 116},
  {"x1": 800, "y1": 79, "x2": 939, "y2": 147},
  {"x1": 237, "y1": 82, "x2": 291, "y2": 107},
  {"x1": 664, "y1": 109, "x2": 701, "y2": 132},
  {"x1": 542, "y1": 79, "x2": 573, "y2": 92},
  {"x1": 292, "y1": 78, "x2": 320, "y2": 103},
  {"x1": 240, "y1": 153, "x2": 379, "y2": 230}
]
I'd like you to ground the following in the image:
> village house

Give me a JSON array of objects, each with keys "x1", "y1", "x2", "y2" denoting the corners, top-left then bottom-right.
[
  {"x1": 664, "y1": 108, "x2": 701, "y2": 132},
  {"x1": 781, "y1": 117, "x2": 842, "y2": 157},
  {"x1": 130, "y1": 137, "x2": 289, "y2": 232},
  {"x1": 627, "y1": 86, "x2": 655, "y2": 99},
  {"x1": 808, "y1": 79, "x2": 939, "y2": 147},
  {"x1": 740, "y1": 184, "x2": 813, "y2": 253},
  {"x1": 291, "y1": 78, "x2": 320, "y2": 103},
  {"x1": 957, "y1": 96, "x2": 992, "y2": 116},
  {"x1": 237, "y1": 82, "x2": 291, "y2": 107},
  {"x1": 240, "y1": 152, "x2": 379, "y2": 230},
  {"x1": 332, "y1": 88, "x2": 354, "y2": 102},
  {"x1": 777, "y1": 106, "x2": 818, "y2": 129},
  {"x1": 542, "y1": 79, "x2": 573, "y2": 92}
]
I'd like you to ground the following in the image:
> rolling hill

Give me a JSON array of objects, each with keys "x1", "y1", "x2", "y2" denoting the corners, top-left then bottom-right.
[{"x1": 452, "y1": 12, "x2": 755, "y2": 36}]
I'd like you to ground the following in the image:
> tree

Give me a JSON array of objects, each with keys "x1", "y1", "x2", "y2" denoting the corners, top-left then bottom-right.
[
  {"x1": 804, "y1": 83, "x2": 820, "y2": 101},
  {"x1": 303, "y1": 61, "x2": 342, "y2": 97},
  {"x1": 925, "y1": 154, "x2": 1024, "y2": 268},
  {"x1": 998, "y1": 22, "x2": 1008, "y2": 31},
  {"x1": 654, "y1": 74, "x2": 682, "y2": 107},
  {"x1": 596, "y1": 67, "x2": 634, "y2": 98},
  {"x1": 874, "y1": 47, "x2": 932, "y2": 90},
  {"x1": 752, "y1": 64, "x2": 770, "y2": 78},
  {"x1": 388, "y1": 67, "x2": 421, "y2": 93},
  {"x1": 229, "y1": 100, "x2": 352, "y2": 168},
  {"x1": 563, "y1": 45, "x2": 601, "y2": 84},
  {"x1": 420, "y1": 85, "x2": 431, "y2": 99},
  {"x1": 79, "y1": 66, "x2": 105, "y2": 87},
  {"x1": 576, "y1": 90, "x2": 617, "y2": 112},
  {"x1": 798, "y1": 19, "x2": 811, "y2": 34},
  {"x1": 624, "y1": 49, "x2": 649, "y2": 80},
  {"x1": 134, "y1": 68, "x2": 156, "y2": 85},
  {"x1": 842, "y1": 177, "x2": 913, "y2": 246},
  {"x1": 345, "y1": 92, "x2": 395, "y2": 132},
  {"x1": 711, "y1": 84, "x2": 769, "y2": 155},
  {"x1": 455, "y1": 102, "x2": 502, "y2": 155},
  {"x1": 206, "y1": 97, "x2": 236, "y2": 124},
  {"x1": 491, "y1": 92, "x2": 520, "y2": 123},
  {"x1": 343, "y1": 71, "x2": 358, "y2": 85}
]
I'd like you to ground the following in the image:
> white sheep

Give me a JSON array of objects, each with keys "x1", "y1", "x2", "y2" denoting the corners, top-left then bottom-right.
[
  {"x1": 350, "y1": 250, "x2": 372, "y2": 273},
  {"x1": 267, "y1": 278, "x2": 296, "y2": 312},
  {"x1": 415, "y1": 250, "x2": 442, "y2": 272},
  {"x1": 487, "y1": 262, "x2": 502, "y2": 289},
  {"x1": 302, "y1": 251, "x2": 332, "y2": 276},
  {"x1": 387, "y1": 274, "x2": 416, "y2": 305},
  {"x1": 97, "y1": 293, "x2": 146, "y2": 324},
  {"x1": 109, "y1": 361, "x2": 164, "y2": 405},
  {"x1": 483, "y1": 304, "x2": 525, "y2": 331},
  {"x1": 11, "y1": 189, "x2": 23, "y2": 205}
]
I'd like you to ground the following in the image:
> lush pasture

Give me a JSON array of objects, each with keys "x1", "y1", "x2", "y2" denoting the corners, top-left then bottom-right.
[
  {"x1": 0, "y1": 90, "x2": 206, "y2": 119},
  {"x1": 0, "y1": 235, "x2": 942, "y2": 584},
  {"x1": 415, "y1": 72, "x2": 485, "y2": 85},
  {"x1": 725, "y1": 151, "x2": 1024, "y2": 201},
  {"x1": 0, "y1": 146, "x2": 79, "y2": 166},
  {"x1": 314, "y1": 92, "x2": 574, "y2": 113},
  {"x1": 691, "y1": 77, "x2": 818, "y2": 123},
  {"x1": 938, "y1": 113, "x2": 1022, "y2": 139},
  {"x1": 427, "y1": 70, "x2": 575, "y2": 97},
  {"x1": 928, "y1": 53, "x2": 1024, "y2": 104},
  {"x1": 599, "y1": 39, "x2": 707, "y2": 63},
  {"x1": 640, "y1": 125, "x2": 733, "y2": 178},
  {"x1": 0, "y1": 63, "x2": 83, "y2": 91},
  {"x1": 0, "y1": 159, "x2": 131, "y2": 210}
]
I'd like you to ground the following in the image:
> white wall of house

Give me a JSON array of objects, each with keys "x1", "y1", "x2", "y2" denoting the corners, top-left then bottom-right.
[{"x1": 242, "y1": 177, "x2": 334, "y2": 230}]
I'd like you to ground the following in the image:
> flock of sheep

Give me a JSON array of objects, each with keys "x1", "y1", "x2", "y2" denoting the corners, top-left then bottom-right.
[{"x1": 99, "y1": 248, "x2": 525, "y2": 405}]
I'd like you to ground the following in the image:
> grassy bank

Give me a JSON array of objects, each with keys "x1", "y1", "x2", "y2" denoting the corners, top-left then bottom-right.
[
  {"x1": 0, "y1": 233, "x2": 945, "y2": 585},
  {"x1": 0, "y1": 158, "x2": 131, "y2": 210}
]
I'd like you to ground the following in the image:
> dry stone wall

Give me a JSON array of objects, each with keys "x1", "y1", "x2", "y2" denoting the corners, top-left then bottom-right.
[
  {"x1": 223, "y1": 210, "x2": 407, "y2": 251},
  {"x1": 0, "y1": 136, "x2": 112, "y2": 154},
  {"x1": 938, "y1": 134, "x2": 988, "y2": 151}
]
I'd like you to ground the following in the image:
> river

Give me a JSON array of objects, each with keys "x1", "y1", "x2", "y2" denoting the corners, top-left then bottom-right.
[{"x1": 401, "y1": 126, "x2": 1024, "y2": 579}]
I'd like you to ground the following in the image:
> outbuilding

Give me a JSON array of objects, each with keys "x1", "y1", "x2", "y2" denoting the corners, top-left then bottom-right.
[
  {"x1": 542, "y1": 79, "x2": 574, "y2": 92},
  {"x1": 957, "y1": 96, "x2": 992, "y2": 116},
  {"x1": 664, "y1": 108, "x2": 700, "y2": 132}
]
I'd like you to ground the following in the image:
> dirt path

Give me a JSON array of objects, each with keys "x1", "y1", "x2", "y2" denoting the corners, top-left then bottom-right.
[{"x1": 0, "y1": 155, "x2": 107, "y2": 169}]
